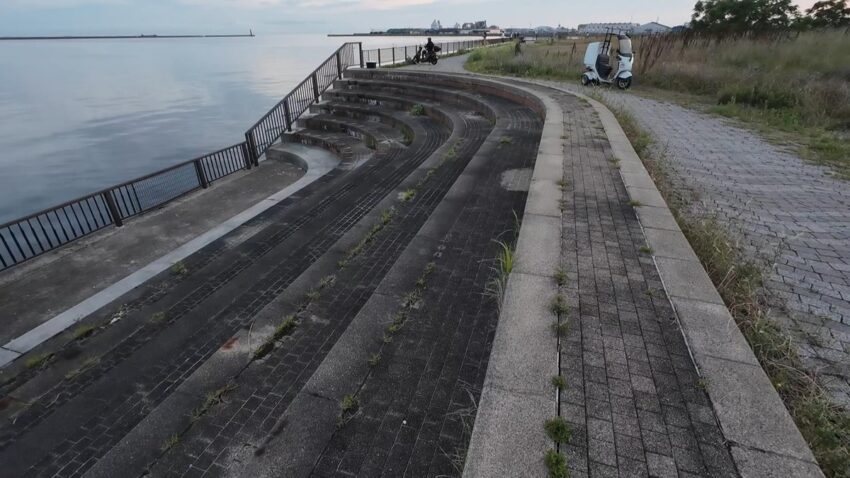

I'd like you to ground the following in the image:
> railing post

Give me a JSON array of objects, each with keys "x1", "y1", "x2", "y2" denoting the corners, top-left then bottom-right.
[
  {"x1": 194, "y1": 159, "x2": 209, "y2": 189},
  {"x1": 244, "y1": 132, "x2": 259, "y2": 167},
  {"x1": 358, "y1": 42, "x2": 364, "y2": 68},
  {"x1": 283, "y1": 98, "x2": 293, "y2": 132},
  {"x1": 392, "y1": 47, "x2": 395, "y2": 64},
  {"x1": 336, "y1": 51, "x2": 342, "y2": 78},
  {"x1": 377, "y1": 49, "x2": 381, "y2": 66},
  {"x1": 312, "y1": 73, "x2": 320, "y2": 103},
  {"x1": 102, "y1": 191, "x2": 123, "y2": 227},
  {"x1": 241, "y1": 142, "x2": 252, "y2": 170}
]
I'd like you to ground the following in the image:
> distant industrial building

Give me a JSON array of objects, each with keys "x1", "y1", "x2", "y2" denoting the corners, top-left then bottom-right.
[
  {"x1": 577, "y1": 22, "x2": 640, "y2": 35},
  {"x1": 633, "y1": 22, "x2": 671, "y2": 35}
]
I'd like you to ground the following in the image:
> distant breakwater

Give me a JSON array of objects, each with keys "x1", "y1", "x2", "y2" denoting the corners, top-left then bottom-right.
[{"x1": 0, "y1": 33, "x2": 255, "y2": 41}]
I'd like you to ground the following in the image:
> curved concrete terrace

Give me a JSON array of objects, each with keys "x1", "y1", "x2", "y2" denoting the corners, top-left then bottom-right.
[{"x1": 0, "y1": 57, "x2": 823, "y2": 478}]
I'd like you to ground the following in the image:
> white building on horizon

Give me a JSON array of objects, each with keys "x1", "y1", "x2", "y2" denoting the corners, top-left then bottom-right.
[
  {"x1": 576, "y1": 22, "x2": 640, "y2": 35},
  {"x1": 633, "y1": 22, "x2": 671, "y2": 35}
]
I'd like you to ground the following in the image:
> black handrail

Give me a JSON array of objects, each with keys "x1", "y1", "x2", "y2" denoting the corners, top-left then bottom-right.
[{"x1": 0, "y1": 38, "x2": 509, "y2": 271}]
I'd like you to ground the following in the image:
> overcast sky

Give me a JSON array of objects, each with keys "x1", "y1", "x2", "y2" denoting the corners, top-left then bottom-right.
[{"x1": 0, "y1": 0, "x2": 821, "y2": 36}]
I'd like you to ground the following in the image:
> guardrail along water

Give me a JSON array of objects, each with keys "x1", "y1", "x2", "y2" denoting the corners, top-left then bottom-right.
[{"x1": 0, "y1": 38, "x2": 509, "y2": 271}]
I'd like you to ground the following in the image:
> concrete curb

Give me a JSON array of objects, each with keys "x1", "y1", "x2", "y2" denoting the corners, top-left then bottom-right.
[
  {"x1": 463, "y1": 83, "x2": 564, "y2": 477},
  {"x1": 0, "y1": 147, "x2": 340, "y2": 369},
  {"x1": 540, "y1": 83, "x2": 824, "y2": 477}
]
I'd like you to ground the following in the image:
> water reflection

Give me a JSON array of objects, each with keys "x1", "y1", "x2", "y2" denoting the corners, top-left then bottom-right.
[{"x1": 0, "y1": 33, "x2": 477, "y2": 223}]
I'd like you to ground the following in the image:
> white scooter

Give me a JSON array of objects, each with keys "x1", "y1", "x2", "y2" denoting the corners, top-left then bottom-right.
[{"x1": 580, "y1": 30, "x2": 633, "y2": 90}]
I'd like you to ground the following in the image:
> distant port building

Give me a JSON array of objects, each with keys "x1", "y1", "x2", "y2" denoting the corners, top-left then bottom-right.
[{"x1": 577, "y1": 22, "x2": 640, "y2": 35}]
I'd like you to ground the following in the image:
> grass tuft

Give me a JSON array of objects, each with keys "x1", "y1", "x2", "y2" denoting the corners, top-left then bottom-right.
[
  {"x1": 552, "y1": 322, "x2": 570, "y2": 337},
  {"x1": 627, "y1": 199, "x2": 643, "y2": 207},
  {"x1": 554, "y1": 267, "x2": 567, "y2": 287},
  {"x1": 400, "y1": 189, "x2": 416, "y2": 202},
  {"x1": 499, "y1": 136, "x2": 513, "y2": 145},
  {"x1": 551, "y1": 375, "x2": 567, "y2": 390},
  {"x1": 409, "y1": 104, "x2": 426, "y2": 116},
  {"x1": 161, "y1": 434, "x2": 180, "y2": 452},
  {"x1": 150, "y1": 312, "x2": 167, "y2": 323},
  {"x1": 72, "y1": 324, "x2": 97, "y2": 340},
  {"x1": 545, "y1": 416, "x2": 572, "y2": 443},
  {"x1": 25, "y1": 353, "x2": 52, "y2": 370},
  {"x1": 170, "y1": 261, "x2": 188, "y2": 276},
  {"x1": 368, "y1": 354, "x2": 381, "y2": 367},
  {"x1": 544, "y1": 449, "x2": 569, "y2": 478},
  {"x1": 639, "y1": 245, "x2": 654, "y2": 255},
  {"x1": 550, "y1": 294, "x2": 568, "y2": 316},
  {"x1": 338, "y1": 394, "x2": 359, "y2": 427}
]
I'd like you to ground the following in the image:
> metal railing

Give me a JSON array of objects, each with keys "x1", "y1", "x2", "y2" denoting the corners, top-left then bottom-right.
[
  {"x1": 361, "y1": 37, "x2": 511, "y2": 67},
  {"x1": 0, "y1": 38, "x2": 508, "y2": 271}
]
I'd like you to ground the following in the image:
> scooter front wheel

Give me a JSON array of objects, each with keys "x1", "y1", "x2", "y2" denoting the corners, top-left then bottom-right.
[
  {"x1": 580, "y1": 74, "x2": 591, "y2": 86},
  {"x1": 617, "y1": 77, "x2": 632, "y2": 90}
]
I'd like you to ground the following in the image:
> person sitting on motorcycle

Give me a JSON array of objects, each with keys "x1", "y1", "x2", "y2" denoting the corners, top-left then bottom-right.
[{"x1": 424, "y1": 38, "x2": 435, "y2": 56}]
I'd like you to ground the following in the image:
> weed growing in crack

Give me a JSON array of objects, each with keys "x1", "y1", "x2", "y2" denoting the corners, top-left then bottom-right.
[
  {"x1": 551, "y1": 375, "x2": 567, "y2": 390},
  {"x1": 192, "y1": 383, "x2": 237, "y2": 422},
  {"x1": 319, "y1": 275, "x2": 337, "y2": 289},
  {"x1": 161, "y1": 434, "x2": 180, "y2": 452},
  {"x1": 368, "y1": 354, "x2": 381, "y2": 367},
  {"x1": 402, "y1": 129, "x2": 414, "y2": 145},
  {"x1": 382, "y1": 333, "x2": 393, "y2": 344},
  {"x1": 305, "y1": 289, "x2": 321, "y2": 302},
  {"x1": 627, "y1": 199, "x2": 643, "y2": 207},
  {"x1": 557, "y1": 178, "x2": 568, "y2": 190},
  {"x1": 338, "y1": 394, "x2": 359, "y2": 427},
  {"x1": 552, "y1": 322, "x2": 570, "y2": 337},
  {"x1": 545, "y1": 417, "x2": 572, "y2": 443},
  {"x1": 544, "y1": 449, "x2": 569, "y2": 478},
  {"x1": 150, "y1": 312, "x2": 167, "y2": 323},
  {"x1": 400, "y1": 189, "x2": 416, "y2": 202},
  {"x1": 639, "y1": 246, "x2": 654, "y2": 254},
  {"x1": 72, "y1": 324, "x2": 97, "y2": 340},
  {"x1": 25, "y1": 354, "x2": 52, "y2": 370},
  {"x1": 554, "y1": 268, "x2": 567, "y2": 287},
  {"x1": 65, "y1": 357, "x2": 99, "y2": 380},
  {"x1": 409, "y1": 104, "x2": 426, "y2": 116},
  {"x1": 170, "y1": 261, "x2": 188, "y2": 276},
  {"x1": 550, "y1": 294, "x2": 568, "y2": 316},
  {"x1": 499, "y1": 136, "x2": 513, "y2": 145}
]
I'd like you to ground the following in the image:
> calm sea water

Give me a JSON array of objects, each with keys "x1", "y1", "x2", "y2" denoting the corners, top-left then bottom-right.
[{"x1": 0, "y1": 33, "x2": 479, "y2": 223}]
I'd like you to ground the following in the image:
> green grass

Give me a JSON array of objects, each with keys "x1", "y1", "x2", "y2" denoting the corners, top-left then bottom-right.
[
  {"x1": 192, "y1": 383, "x2": 237, "y2": 421},
  {"x1": 544, "y1": 449, "x2": 569, "y2": 478},
  {"x1": 170, "y1": 261, "x2": 188, "y2": 276},
  {"x1": 338, "y1": 394, "x2": 359, "y2": 426},
  {"x1": 627, "y1": 199, "x2": 643, "y2": 207},
  {"x1": 551, "y1": 375, "x2": 566, "y2": 390},
  {"x1": 150, "y1": 312, "x2": 167, "y2": 323},
  {"x1": 554, "y1": 267, "x2": 567, "y2": 287},
  {"x1": 409, "y1": 104, "x2": 426, "y2": 116},
  {"x1": 610, "y1": 102, "x2": 850, "y2": 478},
  {"x1": 544, "y1": 417, "x2": 572, "y2": 443},
  {"x1": 25, "y1": 353, "x2": 52, "y2": 370},
  {"x1": 71, "y1": 324, "x2": 97, "y2": 340},
  {"x1": 368, "y1": 353, "x2": 381, "y2": 367},
  {"x1": 400, "y1": 189, "x2": 416, "y2": 202},
  {"x1": 639, "y1": 245, "x2": 654, "y2": 255},
  {"x1": 550, "y1": 294, "x2": 568, "y2": 316},
  {"x1": 499, "y1": 136, "x2": 512, "y2": 144},
  {"x1": 465, "y1": 31, "x2": 850, "y2": 179},
  {"x1": 552, "y1": 322, "x2": 570, "y2": 337},
  {"x1": 161, "y1": 434, "x2": 180, "y2": 452}
]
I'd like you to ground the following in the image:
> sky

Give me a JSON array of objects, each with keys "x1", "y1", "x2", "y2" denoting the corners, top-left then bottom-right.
[{"x1": 0, "y1": 0, "x2": 821, "y2": 36}]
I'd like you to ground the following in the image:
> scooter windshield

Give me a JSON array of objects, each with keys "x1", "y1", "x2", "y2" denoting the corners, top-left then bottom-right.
[{"x1": 618, "y1": 36, "x2": 633, "y2": 57}]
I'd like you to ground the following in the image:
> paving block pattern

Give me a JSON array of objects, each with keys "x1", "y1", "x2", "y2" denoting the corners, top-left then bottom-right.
[
  {"x1": 552, "y1": 89, "x2": 738, "y2": 477},
  {"x1": 564, "y1": 87, "x2": 850, "y2": 410}
]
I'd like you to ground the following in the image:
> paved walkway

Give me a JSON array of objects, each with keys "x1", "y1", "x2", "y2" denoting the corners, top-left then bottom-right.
[{"x1": 560, "y1": 88, "x2": 850, "y2": 408}]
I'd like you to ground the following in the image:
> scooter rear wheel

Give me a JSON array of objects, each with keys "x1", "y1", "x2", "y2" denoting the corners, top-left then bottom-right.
[
  {"x1": 617, "y1": 77, "x2": 632, "y2": 90},
  {"x1": 580, "y1": 74, "x2": 590, "y2": 86},
  {"x1": 430, "y1": 57, "x2": 438, "y2": 65}
]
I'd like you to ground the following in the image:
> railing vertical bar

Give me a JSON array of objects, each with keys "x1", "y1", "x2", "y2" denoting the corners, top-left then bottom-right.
[
  {"x1": 26, "y1": 218, "x2": 47, "y2": 252},
  {"x1": 60, "y1": 206, "x2": 79, "y2": 237},
  {"x1": 0, "y1": 233, "x2": 14, "y2": 266},
  {"x1": 14, "y1": 223, "x2": 35, "y2": 257},
  {"x1": 50, "y1": 210, "x2": 70, "y2": 242},
  {"x1": 89, "y1": 196, "x2": 109, "y2": 227},
  {"x1": 103, "y1": 191, "x2": 123, "y2": 227},
  {"x1": 283, "y1": 98, "x2": 292, "y2": 132},
  {"x1": 37, "y1": 216, "x2": 59, "y2": 249}
]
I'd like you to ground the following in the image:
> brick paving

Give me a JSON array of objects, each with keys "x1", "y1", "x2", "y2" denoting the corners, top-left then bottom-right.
[
  {"x1": 547, "y1": 86, "x2": 738, "y2": 477},
  {"x1": 546, "y1": 82, "x2": 850, "y2": 409},
  {"x1": 0, "y1": 88, "x2": 452, "y2": 476}
]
